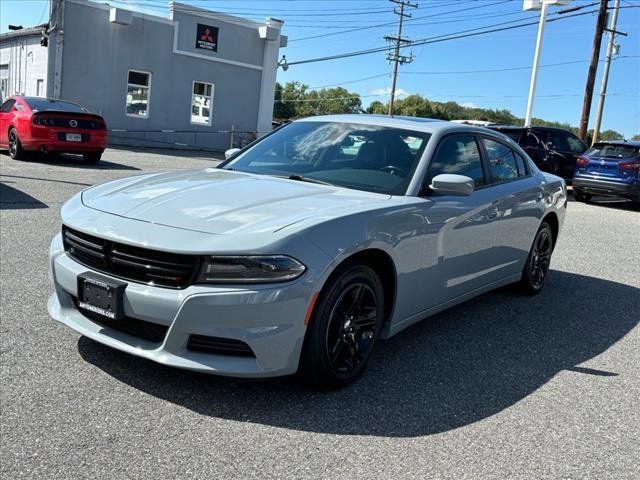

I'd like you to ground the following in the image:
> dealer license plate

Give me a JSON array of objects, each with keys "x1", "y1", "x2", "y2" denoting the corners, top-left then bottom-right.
[{"x1": 77, "y1": 272, "x2": 127, "y2": 321}]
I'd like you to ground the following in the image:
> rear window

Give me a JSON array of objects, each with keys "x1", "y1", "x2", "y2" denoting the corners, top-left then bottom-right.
[
  {"x1": 586, "y1": 143, "x2": 639, "y2": 159},
  {"x1": 24, "y1": 98, "x2": 89, "y2": 113}
]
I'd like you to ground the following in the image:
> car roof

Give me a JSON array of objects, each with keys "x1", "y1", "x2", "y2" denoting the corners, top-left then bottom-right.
[
  {"x1": 295, "y1": 114, "x2": 496, "y2": 135},
  {"x1": 591, "y1": 140, "x2": 640, "y2": 147},
  {"x1": 490, "y1": 125, "x2": 574, "y2": 133}
]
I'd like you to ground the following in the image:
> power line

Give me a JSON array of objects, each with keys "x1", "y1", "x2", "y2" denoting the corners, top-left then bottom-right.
[
  {"x1": 303, "y1": 55, "x2": 638, "y2": 90},
  {"x1": 288, "y1": 0, "x2": 510, "y2": 42},
  {"x1": 287, "y1": 8, "x2": 599, "y2": 66}
]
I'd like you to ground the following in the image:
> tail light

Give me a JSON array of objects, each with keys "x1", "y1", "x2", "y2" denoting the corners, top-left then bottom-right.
[
  {"x1": 32, "y1": 116, "x2": 53, "y2": 126},
  {"x1": 576, "y1": 156, "x2": 590, "y2": 168},
  {"x1": 619, "y1": 159, "x2": 640, "y2": 172}
]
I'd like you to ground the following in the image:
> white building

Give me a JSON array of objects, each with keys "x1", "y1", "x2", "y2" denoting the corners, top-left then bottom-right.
[{"x1": 0, "y1": 26, "x2": 48, "y2": 99}]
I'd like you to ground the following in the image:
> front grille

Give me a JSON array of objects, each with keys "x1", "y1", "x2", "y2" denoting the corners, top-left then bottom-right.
[
  {"x1": 63, "y1": 226, "x2": 200, "y2": 289},
  {"x1": 73, "y1": 297, "x2": 168, "y2": 343},
  {"x1": 187, "y1": 334, "x2": 255, "y2": 357}
]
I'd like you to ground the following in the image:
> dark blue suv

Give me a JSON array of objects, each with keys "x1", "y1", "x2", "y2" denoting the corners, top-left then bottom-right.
[{"x1": 573, "y1": 141, "x2": 640, "y2": 206}]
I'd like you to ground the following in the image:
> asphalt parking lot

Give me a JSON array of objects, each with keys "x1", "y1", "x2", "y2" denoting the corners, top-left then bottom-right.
[{"x1": 1, "y1": 148, "x2": 639, "y2": 479}]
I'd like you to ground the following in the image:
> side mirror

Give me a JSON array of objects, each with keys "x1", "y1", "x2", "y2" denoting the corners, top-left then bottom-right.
[
  {"x1": 224, "y1": 148, "x2": 241, "y2": 160},
  {"x1": 429, "y1": 174, "x2": 474, "y2": 196}
]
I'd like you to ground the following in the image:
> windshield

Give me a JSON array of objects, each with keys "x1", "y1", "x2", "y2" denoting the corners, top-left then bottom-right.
[
  {"x1": 586, "y1": 143, "x2": 639, "y2": 159},
  {"x1": 222, "y1": 121, "x2": 430, "y2": 195},
  {"x1": 24, "y1": 97, "x2": 88, "y2": 113}
]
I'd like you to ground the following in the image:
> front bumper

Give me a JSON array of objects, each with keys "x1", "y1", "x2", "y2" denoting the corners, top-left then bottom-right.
[
  {"x1": 48, "y1": 233, "x2": 312, "y2": 377},
  {"x1": 573, "y1": 176, "x2": 640, "y2": 200}
]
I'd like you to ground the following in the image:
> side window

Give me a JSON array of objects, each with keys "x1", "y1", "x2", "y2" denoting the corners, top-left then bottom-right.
[
  {"x1": 514, "y1": 151, "x2": 529, "y2": 176},
  {"x1": 483, "y1": 138, "x2": 519, "y2": 183},
  {"x1": 566, "y1": 132, "x2": 586, "y2": 154},
  {"x1": 548, "y1": 130, "x2": 584, "y2": 154},
  {"x1": 126, "y1": 70, "x2": 151, "y2": 118},
  {"x1": 523, "y1": 131, "x2": 542, "y2": 149},
  {"x1": 426, "y1": 135, "x2": 485, "y2": 188},
  {"x1": 0, "y1": 99, "x2": 15, "y2": 112}
]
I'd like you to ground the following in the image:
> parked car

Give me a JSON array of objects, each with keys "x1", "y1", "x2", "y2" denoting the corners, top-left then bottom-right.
[
  {"x1": 48, "y1": 115, "x2": 566, "y2": 388},
  {"x1": 573, "y1": 140, "x2": 640, "y2": 205},
  {"x1": 488, "y1": 125, "x2": 587, "y2": 181},
  {"x1": 0, "y1": 96, "x2": 107, "y2": 163}
]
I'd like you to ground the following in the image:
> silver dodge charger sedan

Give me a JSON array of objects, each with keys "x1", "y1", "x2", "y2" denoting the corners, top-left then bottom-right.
[{"x1": 48, "y1": 115, "x2": 567, "y2": 388}]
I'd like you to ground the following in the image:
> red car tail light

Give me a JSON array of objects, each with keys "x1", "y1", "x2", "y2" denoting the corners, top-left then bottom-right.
[
  {"x1": 32, "y1": 115, "x2": 51, "y2": 126},
  {"x1": 576, "y1": 156, "x2": 590, "y2": 168},
  {"x1": 619, "y1": 159, "x2": 640, "y2": 172}
]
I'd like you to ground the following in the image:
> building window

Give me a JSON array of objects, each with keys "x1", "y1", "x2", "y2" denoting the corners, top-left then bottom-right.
[
  {"x1": 126, "y1": 70, "x2": 151, "y2": 118},
  {"x1": 0, "y1": 64, "x2": 8, "y2": 97},
  {"x1": 191, "y1": 81, "x2": 213, "y2": 125},
  {"x1": 36, "y1": 79, "x2": 44, "y2": 97}
]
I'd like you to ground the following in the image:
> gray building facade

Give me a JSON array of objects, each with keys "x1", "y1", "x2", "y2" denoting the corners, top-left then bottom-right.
[{"x1": 2, "y1": 0, "x2": 286, "y2": 150}]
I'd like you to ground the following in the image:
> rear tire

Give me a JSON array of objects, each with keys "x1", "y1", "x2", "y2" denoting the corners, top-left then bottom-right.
[
  {"x1": 517, "y1": 222, "x2": 554, "y2": 295},
  {"x1": 8, "y1": 128, "x2": 26, "y2": 160},
  {"x1": 83, "y1": 152, "x2": 102, "y2": 164},
  {"x1": 301, "y1": 265, "x2": 385, "y2": 389},
  {"x1": 573, "y1": 190, "x2": 591, "y2": 202}
]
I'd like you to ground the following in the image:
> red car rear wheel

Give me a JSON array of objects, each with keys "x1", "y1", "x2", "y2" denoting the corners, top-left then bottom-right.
[{"x1": 8, "y1": 128, "x2": 26, "y2": 160}]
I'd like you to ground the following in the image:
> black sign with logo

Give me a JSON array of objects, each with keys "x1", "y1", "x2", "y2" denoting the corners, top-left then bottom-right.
[{"x1": 195, "y1": 24, "x2": 219, "y2": 52}]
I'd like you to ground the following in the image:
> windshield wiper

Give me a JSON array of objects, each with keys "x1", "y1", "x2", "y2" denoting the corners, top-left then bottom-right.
[{"x1": 285, "y1": 174, "x2": 334, "y2": 186}]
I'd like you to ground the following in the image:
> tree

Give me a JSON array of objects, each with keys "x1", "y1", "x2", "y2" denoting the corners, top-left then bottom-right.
[
  {"x1": 366, "y1": 101, "x2": 386, "y2": 114},
  {"x1": 632, "y1": 134, "x2": 640, "y2": 141},
  {"x1": 598, "y1": 130, "x2": 624, "y2": 141},
  {"x1": 272, "y1": 82, "x2": 362, "y2": 120}
]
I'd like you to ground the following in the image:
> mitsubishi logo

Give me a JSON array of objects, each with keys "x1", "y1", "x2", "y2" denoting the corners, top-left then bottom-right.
[{"x1": 69, "y1": 120, "x2": 78, "y2": 127}]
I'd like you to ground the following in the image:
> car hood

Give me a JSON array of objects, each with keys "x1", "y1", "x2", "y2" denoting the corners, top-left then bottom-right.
[{"x1": 81, "y1": 168, "x2": 391, "y2": 235}]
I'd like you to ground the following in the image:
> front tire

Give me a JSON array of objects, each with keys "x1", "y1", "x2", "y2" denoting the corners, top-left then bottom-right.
[
  {"x1": 301, "y1": 265, "x2": 385, "y2": 389},
  {"x1": 518, "y1": 222, "x2": 554, "y2": 295},
  {"x1": 8, "y1": 128, "x2": 26, "y2": 160},
  {"x1": 83, "y1": 152, "x2": 102, "y2": 164}
]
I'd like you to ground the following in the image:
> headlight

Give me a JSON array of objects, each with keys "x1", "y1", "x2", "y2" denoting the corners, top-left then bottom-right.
[{"x1": 196, "y1": 255, "x2": 306, "y2": 284}]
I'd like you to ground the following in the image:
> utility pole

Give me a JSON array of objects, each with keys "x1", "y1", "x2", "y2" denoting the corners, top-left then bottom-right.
[
  {"x1": 578, "y1": 0, "x2": 608, "y2": 141},
  {"x1": 592, "y1": 0, "x2": 623, "y2": 144},
  {"x1": 386, "y1": 0, "x2": 417, "y2": 116}
]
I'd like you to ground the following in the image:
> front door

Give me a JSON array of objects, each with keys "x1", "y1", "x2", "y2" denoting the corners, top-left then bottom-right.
[
  {"x1": 0, "y1": 98, "x2": 15, "y2": 147},
  {"x1": 414, "y1": 133, "x2": 502, "y2": 311}
]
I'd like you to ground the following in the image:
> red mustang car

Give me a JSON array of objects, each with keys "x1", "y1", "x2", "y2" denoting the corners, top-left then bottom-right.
[{"x1": 0, "y1": 96, "x2": 107, "y2": 163}]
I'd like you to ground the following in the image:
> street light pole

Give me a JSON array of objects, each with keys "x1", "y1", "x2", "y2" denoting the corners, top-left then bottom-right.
[
  {"x1": 591, "y1": 0, "x2": 621, "y2": 144},
  {"x1": 524, "y1": 1, "x2": 549, "y2": 127}
]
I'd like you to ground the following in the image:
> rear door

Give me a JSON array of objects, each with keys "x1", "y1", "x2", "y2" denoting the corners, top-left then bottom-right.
[
  {"x1": 414, "y1": 133, "x2": 503, "y2": 310},
  {"x1": 480, "y1": 136, "x2": 542, "y2": 278},
  {"x1": 547, "y1": 129, "x2": 587, "y2": 180}
]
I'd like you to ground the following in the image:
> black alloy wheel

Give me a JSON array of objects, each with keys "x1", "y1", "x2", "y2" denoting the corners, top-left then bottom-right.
[
  {"x1": 301, "y1": 265, "x2": 385, "y2": 389},
  {"x1": 519, "y1": 222, "x2": 554, "y2": 295},
  {"x1": 8, "y1": 128, "x2": 26, "y2": 160}
]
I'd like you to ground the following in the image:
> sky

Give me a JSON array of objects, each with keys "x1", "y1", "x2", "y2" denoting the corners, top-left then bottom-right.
[{"x1": 1, "y1": 0, "x2": 639, "y2": 136}]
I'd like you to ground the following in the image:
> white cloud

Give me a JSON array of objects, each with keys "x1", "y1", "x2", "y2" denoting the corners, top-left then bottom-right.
[
  {"x1": 461, "y1": 102, "x2": 478, "y2": 109},
  {"x1": 371, "y1": 87, "x2": 409, "y2": 98}
]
